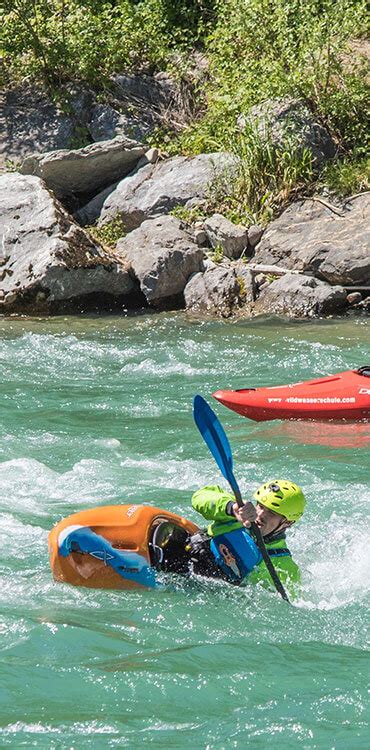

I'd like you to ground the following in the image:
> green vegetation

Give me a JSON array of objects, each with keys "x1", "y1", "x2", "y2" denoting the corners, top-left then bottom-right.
[
  {"x1": 319, "y1": 154, "x2": 370, "y2": 196},
  {"x1": 2, "y1": 1, "x2": 368, "y2": 222},
  {"x1": 179, "y1": 1, "x2": 368, "y2": 153},
  {"x1": 209, "y1": 243, "x2": 224, "y2": 264},
  {"x1": 173, "y1": 0, "x2": 369, "y2": 223},
  {"x1": 170, "y1": 205, "x2": 206, "y2": 224},
  {"x1": 1, "y1": 1, "x2": 214, "y2": 86},
  {"x1": 88, "y1": 215, "x2": 126, "y2": 250},
  {"x1": 206, "y1": 129, "x2": 316, "y2": 226}
]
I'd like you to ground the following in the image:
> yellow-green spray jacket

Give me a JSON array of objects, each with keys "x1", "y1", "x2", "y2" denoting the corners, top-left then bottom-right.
[{"x1": 192, "y1": 485, "x2": 301, "y2": 596}]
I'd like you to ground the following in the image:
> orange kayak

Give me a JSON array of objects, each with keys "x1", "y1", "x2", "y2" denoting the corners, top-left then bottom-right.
[
  {"x1": 213, "y1": 367, "x2": 370, "y2": 422},
  {"x1": 48, "y1": 504, "x2": 199, "y2": 590}
]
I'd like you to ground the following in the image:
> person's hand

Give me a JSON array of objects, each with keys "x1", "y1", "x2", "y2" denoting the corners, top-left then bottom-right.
[{"x1": 232, "y1": 501, "x2": 257, "y2": 528}]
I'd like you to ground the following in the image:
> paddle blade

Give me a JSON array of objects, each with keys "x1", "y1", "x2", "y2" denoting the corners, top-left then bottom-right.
[{"x1": 193, "y1": 395, "x2": 241, "y2": 501}]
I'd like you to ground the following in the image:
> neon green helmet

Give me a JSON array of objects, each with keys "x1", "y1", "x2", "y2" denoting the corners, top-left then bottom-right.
[{"x1": 254, "y1": 480, "x2": 305, "y2": 521}]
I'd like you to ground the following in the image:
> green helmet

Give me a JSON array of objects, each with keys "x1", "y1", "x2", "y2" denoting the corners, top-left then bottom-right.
[{"x1": 254, "y1": 480, "x2": 305, "y2": 521}]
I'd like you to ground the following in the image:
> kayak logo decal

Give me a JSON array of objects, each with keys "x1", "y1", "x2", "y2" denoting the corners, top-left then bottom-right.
[
  {"x1": 359, "y1": 388, "x2": 370, "y2": 395},
  {"x1": 126, "y1": 505, "x2": 139, "y2": 517},
  {"x1": 89, "y1": 549, "x2": 114, "y2": 565},
  {"x1": 284, "y1": 396, "x2": 356, "y2": 404}
]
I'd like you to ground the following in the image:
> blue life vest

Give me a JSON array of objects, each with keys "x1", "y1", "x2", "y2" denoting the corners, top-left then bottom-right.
[
  {"x1": 210, "y1": 527, "x2": 262, "y2": 582},
  {"x1": 58, "y1": 525, "x2": 158, "y2": 588}
]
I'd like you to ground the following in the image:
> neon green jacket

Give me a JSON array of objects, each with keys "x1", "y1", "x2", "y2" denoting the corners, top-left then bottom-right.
[{"x1": 192, "y1": 485, "x2": 301, "y2": 596}]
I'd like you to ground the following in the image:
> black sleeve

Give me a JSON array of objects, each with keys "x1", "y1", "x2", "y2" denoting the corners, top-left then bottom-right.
[{"x1": 226, "y1": 501, "x2": 235, "y2": 517}]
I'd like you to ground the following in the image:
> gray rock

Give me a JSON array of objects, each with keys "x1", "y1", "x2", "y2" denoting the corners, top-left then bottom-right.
[
  {"x1": 253, "y1": 275, "x2": 347, "y2": 317},
  {"x1": 74, "y1": 182, "x2": 120, "y2": 226},
  {"x1": 204, "y1": 213, "x2": 249, "y2": 259},
  {"x1": 116, "y1": 215, "x2": 204, "y2": 307},
  {"x1": 87, "y1": 103, "x2": 152, "y2": 143},
  {"x1": 194, "y1": 228, "x2": 209, "y2": 247},
  {"x1": 239, "y1": 97, "x2": 335, "y2": 165},
  {"x1": 113, "y1": 72, "x2": 178, "y2": 115},
  {"x1": 235, "y1": 266, "x2": 257, "y2": 303},
  {"x1": 74, "y1": 149, "x2": 160, "y2": 226},
  {"x1": 142, "y1": 148, "x2": 159, "y2": 164},
  {"x1": 347, "y1": 292, "x2": 362, "y2": 305},
  {"x1": 99, "y1": 152, "x2": 239, "y2": 231},
  {"x1": 248, "y1": 224, "x2": 264, "y2": 248},
  {"x1": 184, "y1": 265, "x2": 245, "y2": 317},
  {"x1": 87, "y1": 69, "x2": 196, "y2": 145},
  {"x1": 0, "y1": 173, "x2": 134, "y2": 314},
  {"x1": 20, "y1": 136, "x2": 145, "y2": 198},
  {"x1": 253, "y1": 194, "x2": 370, "y2": 285},
  {"x1": 0, "y1": 85, "x2": 93, "y2": 169}
]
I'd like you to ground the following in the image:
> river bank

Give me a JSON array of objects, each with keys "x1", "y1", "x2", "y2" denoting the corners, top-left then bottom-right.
[{"x1": 2, "y1": 2, "x2": 369, "y2": 320}]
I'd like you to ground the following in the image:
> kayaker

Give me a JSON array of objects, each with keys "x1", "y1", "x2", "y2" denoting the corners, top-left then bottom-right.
[
  {"x1": 188, "y1": 479, "x2": 305, "y2": 593},
  {"x1": 154, "y1": 480, "x2": 305, "y2": 595},
  {"x1": 50, "y1": 482, "x2": 305, "y2": 594}
]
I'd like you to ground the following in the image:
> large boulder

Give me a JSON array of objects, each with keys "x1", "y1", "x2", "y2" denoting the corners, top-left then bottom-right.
[
  {"x1": 75, "y1": 149, "x2": 159, "y2": 226},
  {"x1": 203, "y1": 214, "x2": 249, "y2": 259},
  {"x1": 0, "y1": 173, "x2": 135, "y2": 314},
  {"x1": 238, "y1": 97, "x2": 335, "y2": 165},
  {"x1": 0, "y1": 84, "x2": 93, "y2": 169},
  {"x1": 253, "y1": 194, "x2": 370, "y2": 286},
  {"x1": 116, "y1": 215, "x2": 204, "y2": 307},
  {"x1": 253, "y1": 275, "x2": 348, "y2": 317},
  {"x1": 184, "y1": 261, "x2": 250, "y2": 317},
  {"x1": 20, "y1": 136, "x2": 145, "y2": 199},
  {"x1": 98, "y1": 152, "x2": 239, "y2": 231}
]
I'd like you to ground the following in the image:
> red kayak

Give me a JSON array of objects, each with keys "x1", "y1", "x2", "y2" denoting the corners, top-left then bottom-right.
[{"x1": 213, "y1": 367, "x2": 370, "y2": 422}]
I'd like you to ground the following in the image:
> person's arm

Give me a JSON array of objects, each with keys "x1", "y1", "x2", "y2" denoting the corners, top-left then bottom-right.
[{"x1": 191, "y1": 485, "x2": 236, "y2": 521}]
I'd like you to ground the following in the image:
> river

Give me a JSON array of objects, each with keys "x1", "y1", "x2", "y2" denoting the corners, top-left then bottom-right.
[{"x1": 0, "y1": 313, "x2": 369, "y2": 749}]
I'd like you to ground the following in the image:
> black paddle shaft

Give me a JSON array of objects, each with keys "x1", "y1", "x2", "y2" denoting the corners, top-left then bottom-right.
[
  {"x1": 193, "y1": 395, "x2": 290, "y2": 604},
  {"x1": 251, "y1": 523, "x2": 290, "y2": 602},
  {"x1": 230, "y1": 494, "x2": 290, "y2": 602}
]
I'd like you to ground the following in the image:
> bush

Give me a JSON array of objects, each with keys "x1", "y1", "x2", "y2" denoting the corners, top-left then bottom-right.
[
  {"x1": 2, "y1": 0, "x2": 368, "y2": 220},
  {"x1": 178, "y1": 0, "x2": 368, "y2": 154},
  {"x1": 203, "y1": 126, "x2": 315, "y2": 225},
  {"x1": 1, "y1": 1, "x2": 213, "y2": 86}
]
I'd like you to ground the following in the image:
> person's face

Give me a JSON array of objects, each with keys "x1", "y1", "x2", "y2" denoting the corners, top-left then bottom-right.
[{"x1": 255, "y1": 503, "x2": 288, "y2": 537}]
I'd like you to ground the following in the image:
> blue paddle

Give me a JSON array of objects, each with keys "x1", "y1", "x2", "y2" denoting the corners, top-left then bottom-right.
[{"x1": 193, "y1": 394, "x2": 290, "y2": 602}]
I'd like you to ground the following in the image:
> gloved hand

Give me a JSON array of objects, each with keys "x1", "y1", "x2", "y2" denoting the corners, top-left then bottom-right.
[
  {"x1": 232, "y1": 501, "x2": 257, "y2": 528},
  {"x1": 188, "y1": 530, "x2": 211, "y2": 559}
]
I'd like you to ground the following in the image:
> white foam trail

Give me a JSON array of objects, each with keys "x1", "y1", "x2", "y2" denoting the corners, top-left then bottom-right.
[{"x1": 292, "y1": 509, "x2": 370, "y2": 609}]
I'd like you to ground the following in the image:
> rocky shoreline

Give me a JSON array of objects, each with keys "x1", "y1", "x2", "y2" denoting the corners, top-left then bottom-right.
[{"x1": 1, "y1": 80, "x2": 369, "y2": 319}]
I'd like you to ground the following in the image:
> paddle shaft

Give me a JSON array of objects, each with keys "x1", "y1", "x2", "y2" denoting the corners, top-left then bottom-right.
[{"x1": 193, "y1": 395, "x2": 290, "y2": 603}]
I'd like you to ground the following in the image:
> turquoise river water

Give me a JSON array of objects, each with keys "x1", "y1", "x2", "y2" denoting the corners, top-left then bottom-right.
[{"x1": 0, "y1": 313, "x2": 369, "y2": 749}]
